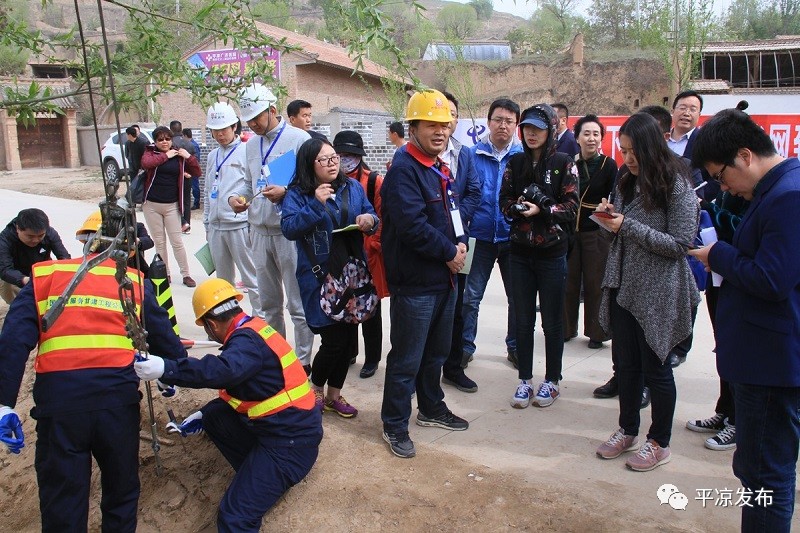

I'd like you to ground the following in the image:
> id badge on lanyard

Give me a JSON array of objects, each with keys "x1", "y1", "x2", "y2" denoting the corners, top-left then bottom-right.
[
  {"x1": 258, "y1": 122, "x2": 286, "y2": 191},
  {"x1": 432, "y1": 164, "x2": 464, "y2": 238}
]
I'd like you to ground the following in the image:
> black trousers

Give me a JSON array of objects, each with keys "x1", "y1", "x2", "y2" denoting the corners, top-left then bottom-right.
[
  {"x1": 706, "y1": 284, "x2": 735, "y2": 423},
  {"x1": 35, "y1": 404, "x2": 140, "y2": 533},
  {"x1": 611, "y1": 294, "x2": 676, "y2": 447},
  {"x1": 311, "y1": 321, "x2": 358, "y2": 389}
]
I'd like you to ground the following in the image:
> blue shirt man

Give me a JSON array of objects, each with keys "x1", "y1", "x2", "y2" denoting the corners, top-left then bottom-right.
[{"x1": 459, "y1": 99, "x2": 522, "y2": 381}]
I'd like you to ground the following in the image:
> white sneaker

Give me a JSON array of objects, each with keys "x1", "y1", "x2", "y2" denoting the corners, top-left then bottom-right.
[
  {"x1": 510, "y1": 380, "x2": 533, "y2": 409},
  {"x1": 532, "y1": 380, "x2": 560, "y2": 407}
]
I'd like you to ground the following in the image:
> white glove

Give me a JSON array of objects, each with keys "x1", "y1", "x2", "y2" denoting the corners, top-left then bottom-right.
[
  {"x1": 166, "y1": 410, "x2": 203, "y2": 436},
  {"x1": 134, "y1": 354, "x2": 165, "y2": 381}
]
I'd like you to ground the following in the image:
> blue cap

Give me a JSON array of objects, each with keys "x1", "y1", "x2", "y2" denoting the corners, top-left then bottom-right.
[{"x1": 519, "y1": 108, "x2": 548, "y2": 129}]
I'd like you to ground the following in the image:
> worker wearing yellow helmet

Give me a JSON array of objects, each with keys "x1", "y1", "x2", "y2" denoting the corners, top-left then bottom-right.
[
  {"x1": 134, "y1": 278, "x2": 322, "y2": 532},
  {"x1": 378, "y1": 89, "x2": 470, "y2": 459}
]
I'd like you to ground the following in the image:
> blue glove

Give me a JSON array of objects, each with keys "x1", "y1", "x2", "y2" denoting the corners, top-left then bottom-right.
[
  {"x1": 0, "y1": 406, "x2": 24, "y2": 454},
  {"x1": 156, "y1": 380, "x2": 178, "y2": 398},
  {"x1": 134, "y1": 353, "x2": 165, "y2": 381},
  {"x1": 166, "y1": 411, "x2": 203, "y2": 437}
]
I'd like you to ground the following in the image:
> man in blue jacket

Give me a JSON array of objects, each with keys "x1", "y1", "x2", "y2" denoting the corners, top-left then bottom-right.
[
  {"x1": 460, "y1": 99, "x2": 522, "y2": 376},
  {"x1": 689, "y1": 108, "x2": 800, "y2": 533},
  {"x1": 380, "y1": 90, "x2": 470, "y2": 459}
]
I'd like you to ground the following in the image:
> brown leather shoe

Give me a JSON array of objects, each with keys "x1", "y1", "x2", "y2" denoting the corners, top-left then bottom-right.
[{"x1": 183, "y1": 276, "x2": 196, "y2": 287}]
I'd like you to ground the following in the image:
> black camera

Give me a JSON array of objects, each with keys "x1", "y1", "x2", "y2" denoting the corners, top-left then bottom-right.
[{"x1": 520, "y1": 184, "x2": 554, "y2": 208}]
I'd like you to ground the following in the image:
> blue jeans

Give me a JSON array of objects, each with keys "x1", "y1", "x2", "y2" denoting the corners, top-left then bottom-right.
[
  {"x1": 381, "y1": 290, "x2": 456, "y2": 434},
  {"x1": 509, "y1": 252, "x2": 566, "y2": 382},
  {"x1": 461, "y1": 240, "x2": 515, "y2": 356},
  {"x1": 731, "y1": 383, "x2": 800, "y2": 533},
  {"x1": 191, "y1": 176, "x2": 201, "y2": 208}
]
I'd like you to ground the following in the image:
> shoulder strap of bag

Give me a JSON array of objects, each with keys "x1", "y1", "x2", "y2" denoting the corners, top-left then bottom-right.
[{"x1": 367, "y1": 171, "x2": 378, "y2": 206}]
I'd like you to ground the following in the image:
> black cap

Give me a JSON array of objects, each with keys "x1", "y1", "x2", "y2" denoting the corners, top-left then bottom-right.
[{"x1": 333, "y1": 130, "x2": 366, "y2": 156}]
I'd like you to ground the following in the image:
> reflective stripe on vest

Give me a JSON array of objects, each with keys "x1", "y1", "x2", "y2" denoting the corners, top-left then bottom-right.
[
  {"x1": 218, "y1": 318, "x2": 315, "y2": 418},
  {"x1": 32, "y1": 258, "x2": 141, "y2": 373}
]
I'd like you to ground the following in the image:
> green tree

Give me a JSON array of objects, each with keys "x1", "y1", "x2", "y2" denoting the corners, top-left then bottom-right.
[
  {"x1": 588, "y1": 0, "x2": 637, "y2": 46},
  {"x1": 468, "y1": 0, "x2": 493, "y2": 21},
  {"x1": 436, "y1": 4, "x2": 478, "y2": 40},
  {"x1": 672, "y1": 0, "x2": 716, "y2": 88},
  {"x1": 721, "y1": 0, "x2": 800, "y2": 39},
  {"x1": 540, "y1": 0, "x2": 579, "y2": 37},
  {"x1": 0, "y1": 0, "x2": 29, "y2": 76},
  {"x1": 251, "y1": 0, "x2": 297, "y2": 32},
  {"x1": 0, "y1": 0, "x2": 422, "y2": 125}
]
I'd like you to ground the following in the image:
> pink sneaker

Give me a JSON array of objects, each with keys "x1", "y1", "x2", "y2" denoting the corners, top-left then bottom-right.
[
  {"x1": 324, "y1": 395, "x2": 358, "y2": 418},
  {"x1": 596, "y1": 428, "x2": 639, "y2": 459},
  {"x1": 625, "y1": 439, "x2": 671, "y2": 471},
  {"x1": 235, "y1": 280, "x2": 248, "y2": 293}
]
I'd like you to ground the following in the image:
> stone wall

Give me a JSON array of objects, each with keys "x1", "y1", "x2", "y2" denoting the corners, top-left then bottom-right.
[{"x1": 417, "y1": 56, "x2": 672, "y2": 117}]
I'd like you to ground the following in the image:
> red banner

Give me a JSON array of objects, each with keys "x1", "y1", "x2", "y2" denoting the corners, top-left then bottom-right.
[{"x1": 571, "y1": 115, "x2": 800, "y2": 165}]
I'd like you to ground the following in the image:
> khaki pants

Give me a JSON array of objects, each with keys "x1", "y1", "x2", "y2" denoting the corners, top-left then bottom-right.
[
  {"x1": 142, "y1": 200, "x2": 191, "y2": 279},
  {"x1": 0, "y1": 279, "x2": 21, "y2": 305}
]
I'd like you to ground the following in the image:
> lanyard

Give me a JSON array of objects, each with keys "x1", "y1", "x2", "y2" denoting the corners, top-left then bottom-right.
[
  {"x1": 260, "y1": 121, "x2": 286, "y2": 166},
  {"x1": 214, "y1": 143, "x2": 240, "y2": 180},
  {"x1": 431, "y1": 163, "x2": 457, "y2": 210}
]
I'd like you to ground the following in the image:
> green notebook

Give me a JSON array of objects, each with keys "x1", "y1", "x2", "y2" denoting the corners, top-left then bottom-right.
[{"x1": 194, "y1": 243, "x2": 216, "y2": 275}]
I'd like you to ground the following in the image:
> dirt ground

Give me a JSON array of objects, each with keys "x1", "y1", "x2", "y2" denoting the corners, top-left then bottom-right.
[{"x1": 0, "y1": 168, "x2": 721, "y2": 532}]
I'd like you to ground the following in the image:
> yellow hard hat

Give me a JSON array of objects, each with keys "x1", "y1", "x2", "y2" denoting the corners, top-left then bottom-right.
[
  {"x1": 192, "y1": 278, "x2": 244, "y2": 325},
  {"x1": 76, "y1": 210, "x2": 102, "y2": 238},
  {"x1": 405, "y1": 90, "x2": 452, "y2": 123}
]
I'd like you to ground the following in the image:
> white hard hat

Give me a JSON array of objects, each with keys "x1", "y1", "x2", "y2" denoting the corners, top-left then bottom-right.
[
  {"x1": 238, "y1": 83, "x2": 276, "y2": 122},
  {"x1": 207, "y1": 102, "x2": 239, "y2": 130}
]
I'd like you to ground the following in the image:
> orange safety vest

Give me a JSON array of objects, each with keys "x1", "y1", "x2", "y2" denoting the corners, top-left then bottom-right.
[
  {"x1": 218, "y1": 317, "x2": 314, "y2": 418},
  {"x1": 31, "y1": 258, "x2": 142, "y2": 374}
]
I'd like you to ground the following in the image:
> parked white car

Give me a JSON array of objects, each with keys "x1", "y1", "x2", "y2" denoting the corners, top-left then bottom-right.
[{"x1": 100, "y1": 130, "x2": 153, "y2": 182}]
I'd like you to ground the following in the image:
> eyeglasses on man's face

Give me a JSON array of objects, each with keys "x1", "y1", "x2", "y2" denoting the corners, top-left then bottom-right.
[
  {"x1": 315, "y1": 154, "x2": 340, "y2": 166},
  {"x1": 711, "y1": 164, "x2": 727, "y2": 184},
  {"x1": 490, "y1": 117, "x2": 516, "y2": 127}
]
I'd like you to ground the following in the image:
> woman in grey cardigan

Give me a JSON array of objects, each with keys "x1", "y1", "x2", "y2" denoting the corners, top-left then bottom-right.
[{"x1": 593, "y1": 113, "x2": 700, "y2": 472}]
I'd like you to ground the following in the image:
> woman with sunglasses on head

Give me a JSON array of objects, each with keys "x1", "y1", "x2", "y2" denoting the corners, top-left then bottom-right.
[
  {"x1": 141, "y1": 125, "x2": 201, "y2": 287},
  {"x1": 563, "y1": 114, "x2": 618, "y2": 351},
  {"x1": 281, "y1": 138, "x2": 379, "y2": 418},
  {"x1": 594, "y1": 112, "x2": 700, "y2": 471}
]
